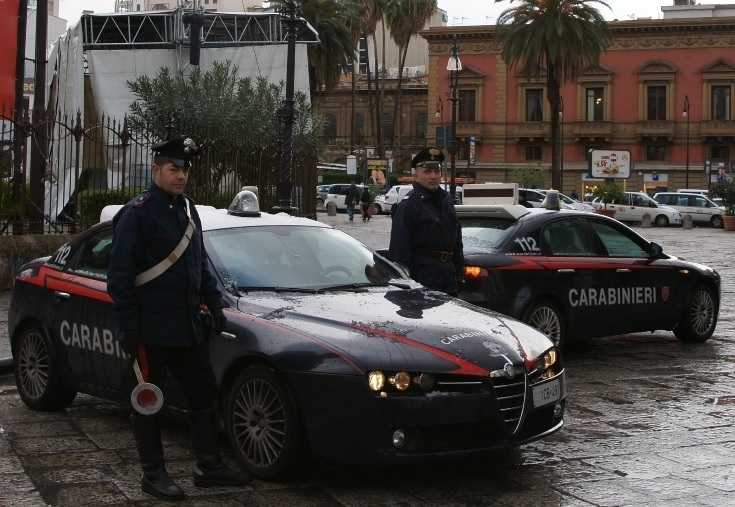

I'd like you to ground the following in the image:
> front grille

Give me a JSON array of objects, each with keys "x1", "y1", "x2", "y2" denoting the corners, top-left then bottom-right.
[{"x1": 491, "y1": 374, "x2": 527, "y2": 434}]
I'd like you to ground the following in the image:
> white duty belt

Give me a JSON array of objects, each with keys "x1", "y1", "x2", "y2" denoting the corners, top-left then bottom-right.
[{"x1": 134, "y1": 198, "x2": 196, "y2": 287}]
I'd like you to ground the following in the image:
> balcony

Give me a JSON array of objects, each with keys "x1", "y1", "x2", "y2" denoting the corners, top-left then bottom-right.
[
  {"x1": 699, "y1": 120, "x2": 735, "y2": 141},
  {"x1": 635, "y1": 120, "x2": 674, "y2": 141},
  {"x1": 572, "y1": 121, "x2": 613, "y2": 141},
  {"x1": 510, "y1": 122, "x2": 551, "y2": 142}
]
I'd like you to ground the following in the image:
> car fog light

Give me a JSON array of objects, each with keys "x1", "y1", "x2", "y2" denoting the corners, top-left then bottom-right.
[
  {"x1": 368, "y1": 371, "x2": 385, "y2": 391},
  {"x1": 392, "y1": 429, "x2": 407, "y2": 448},
  {"x1": 414, "y1": 373, "x2": 435, "y2": 391},
  {"x1": 554, "y1": 401, "x2": 564, "y2": 418},
  {"x1": 390, "y1": 371, "x2": 411, "y2": 391}
]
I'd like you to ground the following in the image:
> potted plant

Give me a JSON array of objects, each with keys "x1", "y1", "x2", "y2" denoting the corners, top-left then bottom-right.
[
  {"x1": 592, "y1": 180, "x2": 624, "y2": 218},
  {"x1": 709, "y1": 178, "x2": 735, "y2": 230}
]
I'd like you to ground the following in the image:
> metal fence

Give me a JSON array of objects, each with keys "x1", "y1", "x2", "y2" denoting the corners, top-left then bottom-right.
[{"x1": 0, "y1": 108, "x2": 318, "y2": 234}]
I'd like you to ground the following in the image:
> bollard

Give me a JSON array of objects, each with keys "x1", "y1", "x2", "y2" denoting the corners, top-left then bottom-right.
[
  {"x1": 641, "y1": 212, "x2": 651, "y2": 228},
  {"x1": 682, "y1": 214, "x2": 693, "y2": 229},
  {"x1": 326, "y1": 201, "x2": 337, "y2": 216}
]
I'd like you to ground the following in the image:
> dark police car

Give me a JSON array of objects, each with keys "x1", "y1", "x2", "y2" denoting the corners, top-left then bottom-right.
[
  {"x1": 8, "y1": 192, "x2": 565, "y2": 481},
  {"x1": 456, "y1": 205, "x2": 721, "y2": 349}
]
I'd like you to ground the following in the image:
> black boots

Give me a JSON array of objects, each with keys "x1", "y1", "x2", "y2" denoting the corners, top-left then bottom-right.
[
  {"x1": 189, "y1": 407, "x2": 253, "y2": 488},
  {"x1": 130, "y1": 414, "x2": 185, "y2": 501}
]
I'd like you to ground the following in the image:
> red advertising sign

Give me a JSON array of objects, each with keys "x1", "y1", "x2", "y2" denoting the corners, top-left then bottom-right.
[{"x1": 0, "y1": 0, "x2": 20, "y2": 110}]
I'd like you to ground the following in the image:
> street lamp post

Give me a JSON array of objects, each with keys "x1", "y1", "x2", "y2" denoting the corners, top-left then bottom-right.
[
  {"x1": 559, "y1": 96, "x2": 564, "y2": 191},
  {"x1": 447, "y1": 34, "x2": 462, "y2": 201},
  {"x1": 683, "y1": 95, "x2": 690, "y2": 189}
]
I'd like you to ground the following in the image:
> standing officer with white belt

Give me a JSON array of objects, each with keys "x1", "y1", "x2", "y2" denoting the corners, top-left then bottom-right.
[{"x1": 107, "y1": 136, "x2": 251, "y2": 501}]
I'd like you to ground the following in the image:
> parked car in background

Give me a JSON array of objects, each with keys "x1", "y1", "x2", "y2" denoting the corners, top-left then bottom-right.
[
  {"x1": 653, "y1": 192, "x2": 724, "y2": 228},
  {"x1": 323, "y1": 183, "x2": 366, "y2": 212},
  {"x1": 537, "y1": 190, "x2": 595, "y2": 211},
  {"x1": 316, "y1": 184, "x2": 330, "y2": 208},
  {"x1": 597, "y1": 191, "x2": 682, "y2": 227},
  {"x1": 455, "y1": 205, "x2": 720, "y2": 349},
  {"x1": 519, "y1": 188, "x2": 547, "y2": 207}
]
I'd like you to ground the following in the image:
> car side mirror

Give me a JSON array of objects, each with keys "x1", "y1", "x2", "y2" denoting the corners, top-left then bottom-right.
[{"x1": 648, "y1": 242, "x2": 663, "y2": 257}]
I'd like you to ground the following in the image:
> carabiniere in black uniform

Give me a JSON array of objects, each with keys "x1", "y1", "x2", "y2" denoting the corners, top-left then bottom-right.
[{"x1": 389, "y1": 147, "x2": 464, "y2": 296}]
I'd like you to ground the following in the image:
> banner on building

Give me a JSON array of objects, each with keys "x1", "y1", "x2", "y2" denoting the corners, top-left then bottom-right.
[{"x1": 0, "y1": 0, "x2": 20, "y2": 110}]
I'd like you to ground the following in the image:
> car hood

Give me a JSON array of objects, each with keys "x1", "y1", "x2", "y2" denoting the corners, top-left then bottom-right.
[{"x1": 236, "y1": 288, "x2": 554, "y2": 375}]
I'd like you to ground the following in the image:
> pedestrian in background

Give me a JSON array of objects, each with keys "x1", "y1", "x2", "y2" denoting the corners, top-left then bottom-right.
[
  {"x1": 518, "y1": 190, "x2": 534, "y2": 208},
  {"x1": 570, "y1": 188, "x2": 580, "y2": 200},
  {"x1": 107, "y1": 136, "x2": 251, "y2": 501},
  {"x1": 388, "y1": 147, "x2": 464, "y2": 296},
  {"x1": 344, "y1": 182, "x2": 358, "y2": 221},
  {"x1": 360, "y1": 187, "x2": 372, "y2": 221}
]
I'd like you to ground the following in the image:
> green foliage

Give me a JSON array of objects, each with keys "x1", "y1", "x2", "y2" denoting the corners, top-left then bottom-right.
[
  {"x1": 507, "y1": 164, "x2": 548, "y2": 189},
  {"x1": 592, "y1": 180, "x2": 624, "y2": 208},
  {"x1": 77, "y1": 189, "x2": 144, "y2": 226},
  {"x1": 125, "y1": 60, "x2": 319, "y2": 148},
  {"x1": 709, "y1": 178, "x2": 735, "y2": 215}
]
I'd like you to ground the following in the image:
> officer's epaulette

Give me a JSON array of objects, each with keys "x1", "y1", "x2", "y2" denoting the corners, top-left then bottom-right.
[{"x1": 132, "y1": 191, "x2": 151, "y2": 208}]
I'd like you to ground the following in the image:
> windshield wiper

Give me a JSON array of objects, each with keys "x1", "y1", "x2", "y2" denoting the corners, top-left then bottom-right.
[
  {"x1": 238, "y1": 286, "x2": 321, "y2": 293},
  {"x1": 321, "y1": 281, "x2": 413, "y2": 291}
]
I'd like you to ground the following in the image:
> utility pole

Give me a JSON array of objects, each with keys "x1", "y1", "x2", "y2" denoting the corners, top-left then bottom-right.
[{"x1": 29, "y1": 0, "x2": 48, "y2": 233}]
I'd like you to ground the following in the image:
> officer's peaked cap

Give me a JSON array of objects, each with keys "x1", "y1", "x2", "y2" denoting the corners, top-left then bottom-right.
[
  {"x1": 411, "y1": 147, "x2": 445, "y2": 168},
  {"x1": 152, "y1": 136, "x2": 200, "y2": 168}
]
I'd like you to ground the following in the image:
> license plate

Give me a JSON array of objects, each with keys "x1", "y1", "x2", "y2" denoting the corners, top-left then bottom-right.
[{"x1": 532, "y1": 379, "x2": 561, "y2": 408}]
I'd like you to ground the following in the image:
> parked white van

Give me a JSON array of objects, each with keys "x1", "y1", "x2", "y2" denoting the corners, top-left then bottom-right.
[
  {"x1": 603, "y1": 191, "x2": 682, "y2": 227},
  {"x1": 653, "y1": 192, "x2": 724, "y2": 228},
  {"x1": 378, "y1": 184, "x2": 464, "y2": 214}
]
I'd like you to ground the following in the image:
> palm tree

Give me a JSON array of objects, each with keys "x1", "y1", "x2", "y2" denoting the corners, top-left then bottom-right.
[
  {"x1": 494, "y1": 0, "x2": 613, "y2": 189},
  {"x1": 363, "y1": 0, "x2": 387, "y2": 156},
  {"x1": 384, "y1": 0, "x2": 437, "y2": 158},
  {"x1": 272, "y1": 0, "x2": 361, "y2": 95}
]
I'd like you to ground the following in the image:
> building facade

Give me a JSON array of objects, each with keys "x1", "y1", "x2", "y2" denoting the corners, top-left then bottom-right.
[{"x1": 423, "y1": 17, "x2": 735, "y2": 196}]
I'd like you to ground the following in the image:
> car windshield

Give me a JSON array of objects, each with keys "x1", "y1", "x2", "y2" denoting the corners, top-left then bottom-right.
[
  {"x1": 458, "y1": 217, "x2": 519, "y2": 249},
  {"x1": 204, "y1": 225, "x2": 405, "y2": 290}
]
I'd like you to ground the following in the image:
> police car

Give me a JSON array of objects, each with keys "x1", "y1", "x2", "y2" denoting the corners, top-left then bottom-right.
[
  {"x1": 7, "y1": 191, "x2": 565, "y2": 481},
  {"x1": 456, "y1": 205, "x2": 721, "y2": 349}
]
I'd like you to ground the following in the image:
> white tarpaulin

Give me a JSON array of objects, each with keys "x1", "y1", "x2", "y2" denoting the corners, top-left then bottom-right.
[{"x1": 44, "y1": 36, "x2": 310, "y2": 220}]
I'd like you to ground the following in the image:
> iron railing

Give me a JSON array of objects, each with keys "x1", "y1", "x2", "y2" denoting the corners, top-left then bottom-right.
[{"x1": 0, "y1": 108, "x2": 317, "y2": 234}]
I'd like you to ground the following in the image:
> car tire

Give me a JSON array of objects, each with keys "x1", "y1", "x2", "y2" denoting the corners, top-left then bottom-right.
[
  {"x1": 316, "y1": 198, "x2": 324, "y2": 208},
  {"x1": 224, "y1": 365, "x2": 304, "y2": 481},
  {"x1": 654, "y1": 215, "x2": 670, "y2": 227},
  {"x1": 710, "y1": 215, "x2": 724, "y2": 228},
  {"x1": 14, "y1": 323, "x2": 77, "y2": 411},
  {"x1": 373, "y1": 204, "x2": 382, "y2": 215},
  {"x1": 522, "y1": 299, "x2": 566, "y2": 349},
  {"x1": 674, "y1": 284, "x2": 718, "y2": 343}
]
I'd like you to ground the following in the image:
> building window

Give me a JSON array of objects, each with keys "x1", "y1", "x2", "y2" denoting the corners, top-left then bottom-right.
[
  {"x1": 415, "y1": 112, "x2": 427, "y2": 138},
  {"x1": 646, "y1": 145, "x2": 666, "y2": 161},
  {"x1": 323, "y1": 114, "x2": 337, "y2": 141},
  {"x1": 647, "y1": 86, "x2": 667, "y2": 120},
  {"x1": 354, "y1": 113, "x2": 364, "y2": 144},
  {"x1": 711, "y1": 145, "x2": 730, "y2": 161},
  {"x1": 586, "y1": 87, "x2": 604, "y2": 121},
  {"x1": 712, "y1": 86, "x2": 731, "y2": 120},
  {"x1": 526, "y1": 89, "x2": 543, "y2": 121},
  {"x1": 525, "y1": 146, "x2": 542, "y2": 161},
  {"x1": 205, "y1": 0, "x2": 209, "y2": 4},
  {"x1": 458, "y1": 90, "x2": 476, "y2": 122},
  {"x1": 383, "y1": 113, "x2": 394, "y2": 143}
]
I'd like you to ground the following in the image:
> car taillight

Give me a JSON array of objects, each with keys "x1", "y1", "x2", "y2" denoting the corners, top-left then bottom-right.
[{"x1": 463, "y1": 266, "x2": 488, "y2": 278}]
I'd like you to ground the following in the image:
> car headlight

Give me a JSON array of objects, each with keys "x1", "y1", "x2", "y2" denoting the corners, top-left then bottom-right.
[
  {"x1": 367, "y1": 371, "x2": 435, "y2": 394},
  {"x1": 527, "y1": 348, "x2": 560, "y2": 380}
]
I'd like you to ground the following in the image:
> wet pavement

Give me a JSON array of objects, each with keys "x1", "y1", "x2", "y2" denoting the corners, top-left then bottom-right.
[{"x1": 1, "y1": 211, "x2": 734, "y2": 506}]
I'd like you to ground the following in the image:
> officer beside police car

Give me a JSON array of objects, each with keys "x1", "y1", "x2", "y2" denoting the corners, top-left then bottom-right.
[
  {"x1": 388, "y1": 147, "x2": 464, "y2": 296},
  {"x1": 107, "y1": 136, "x2": 251, "y2": 501}
]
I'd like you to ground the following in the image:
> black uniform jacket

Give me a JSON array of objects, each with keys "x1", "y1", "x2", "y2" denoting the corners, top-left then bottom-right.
[
  {"x1": 107, "y1": 183, "x2": 223, "y2": 347},
  {"x1": 388, "y1": 182, "x2": 464, "y2": 295}
]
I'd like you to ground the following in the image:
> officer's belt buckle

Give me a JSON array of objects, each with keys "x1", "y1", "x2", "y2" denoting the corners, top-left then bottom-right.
[{"x1": 440, "y1": 251, "x2": 451, "y2": 262}]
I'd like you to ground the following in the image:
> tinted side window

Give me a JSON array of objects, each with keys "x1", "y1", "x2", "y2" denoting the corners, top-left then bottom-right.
[
  {"x1": 654, "y1": 194, "x2": 672, "y2": 205},
  {"x1": 76, "y1": 229, "x2": 114, "y2": 277},
  {"x1": 590, "y1": 220, "x2": 648, "y2": 257},
  {"x1": 541, "y1": 219, "x2": 596, "y2": 256}
]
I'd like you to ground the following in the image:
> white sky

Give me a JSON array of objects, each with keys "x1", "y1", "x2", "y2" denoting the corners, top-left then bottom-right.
[{"x1": 58, "y1": 0, "x2": 734, "y2": 27}]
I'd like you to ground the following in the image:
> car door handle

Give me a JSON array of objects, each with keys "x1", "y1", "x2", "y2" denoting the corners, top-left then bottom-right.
[
  {"x1": 616, "y1": 269, "x2": 632, "y2": 273},
  {"x1": 53, "y1": 291, "x2": 71, "y2": 299},
  {"x1": 557, "y1": 269, "x2": 575, "y2": 274}
]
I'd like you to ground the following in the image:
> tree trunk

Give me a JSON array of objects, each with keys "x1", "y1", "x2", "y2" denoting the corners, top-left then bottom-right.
[{"x1": 547, "y1": 62, "x2": 561, "y2": 191}]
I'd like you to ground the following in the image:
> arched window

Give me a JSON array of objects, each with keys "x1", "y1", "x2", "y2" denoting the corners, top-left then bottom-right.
[
  {"x1": 415, "y1": 112, "x2": 427, "y2": 138},
  {"x1": 354, "y1": 113, "x2": 365, "y2": 144},
  {"x1": 323, "y1": 114, "x2": 337, "y2": 140}
]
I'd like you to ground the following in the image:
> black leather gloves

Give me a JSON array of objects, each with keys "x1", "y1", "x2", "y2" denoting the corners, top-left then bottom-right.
[
  {"x1": 212, "y1": 308, "x2": 227, "y2": 335},
  {"x1": 120, "y1": 330, "x2": 139, "y2": 356}
]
